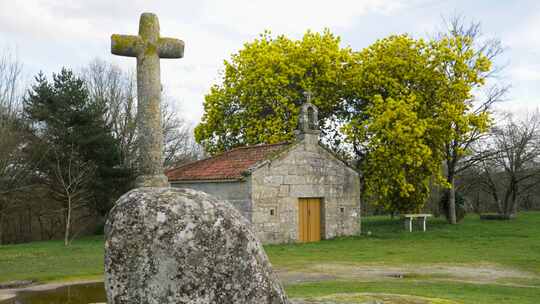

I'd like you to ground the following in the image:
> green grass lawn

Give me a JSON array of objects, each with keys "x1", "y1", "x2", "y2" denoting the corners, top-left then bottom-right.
[
  {"x1": 265, "y1": 211, "x2": 540, "y2": 273},
  {"x1": 0, "y1": 236, "x2": 104, "y2": 283},
  {"x1": 1, "y1": 212, "x2": 539, "y2": 303}
]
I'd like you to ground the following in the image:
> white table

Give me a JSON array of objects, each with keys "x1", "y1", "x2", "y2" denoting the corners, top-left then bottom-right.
[{"x1": 402, "y1": 214, "x2": 432, "y2": 232}]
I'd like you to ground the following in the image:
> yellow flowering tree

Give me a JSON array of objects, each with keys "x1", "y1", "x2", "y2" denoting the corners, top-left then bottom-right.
[
  {"x1": 431, "y1": 26, "x2": 495, "y2": 223},
  {"x1": 342, "y1": 35, "x2": 445, "y2": 213},
  {"x1": 197, "y1": 29, "x2": 495, "y2": 216},
  {"x1": 195, "y1": 30, "x2": 356, "y2": 155},
  {"x1": 343, "y1": 33, "x2": 493, "y2": 214}
]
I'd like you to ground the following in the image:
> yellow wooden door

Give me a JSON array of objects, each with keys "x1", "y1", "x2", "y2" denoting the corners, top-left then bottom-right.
[
  {"x1": 309, "y1": 199, "x2": 321, "y2": 242},
  {"x1": 298, "y1": 198, "x2": 321, "y2": 242},
  {"x1": 298, "y1": 199, "x2": 308, "y2": 242}
]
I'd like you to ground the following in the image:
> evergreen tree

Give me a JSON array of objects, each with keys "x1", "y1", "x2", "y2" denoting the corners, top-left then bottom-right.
[{"x1": 25, "y1": 69, "x2": 125, "y2": 244}]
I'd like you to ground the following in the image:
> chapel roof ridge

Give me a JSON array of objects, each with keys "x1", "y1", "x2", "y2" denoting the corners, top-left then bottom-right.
[
  {"x1": 166, "y1": 141, "x2": 290, "y2": 181},
  {"x1": 228, "y1": 141, "x2": 290, "y2": 151}
]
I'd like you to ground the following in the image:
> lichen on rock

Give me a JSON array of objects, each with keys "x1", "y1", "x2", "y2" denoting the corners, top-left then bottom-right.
[{"x1": 105, "y1": 187, "x2": 289, "y2": 304}]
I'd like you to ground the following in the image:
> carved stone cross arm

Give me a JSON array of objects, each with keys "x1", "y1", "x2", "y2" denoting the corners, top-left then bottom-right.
[
  {"x1": 157, "y1": 38, "x2": 185, "y2": 58},
  {"x1": 111, "y1": 35, "x2": 142, "y2": 57},
  {"x1": 111, "y1": 35, "x2": 184, "y2": 58}
]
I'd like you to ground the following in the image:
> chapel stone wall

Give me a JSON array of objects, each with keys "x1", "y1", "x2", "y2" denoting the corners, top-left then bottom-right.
[
  {"x1": 250, "y1": 134, "x2": 361, "y2": 244},
  {"x1": 171, "y1": 180, "x2": 252, "y2": 222}
]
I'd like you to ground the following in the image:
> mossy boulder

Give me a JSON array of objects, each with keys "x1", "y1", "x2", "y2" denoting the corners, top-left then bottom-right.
[{"x1": 105, "y1": 187, "x2": 289, "y2": 304}]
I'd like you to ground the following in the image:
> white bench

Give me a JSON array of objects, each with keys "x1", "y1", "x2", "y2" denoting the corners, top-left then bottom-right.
[{"x1": 402, "y1": 214, "x2": 432, "y2": 232}]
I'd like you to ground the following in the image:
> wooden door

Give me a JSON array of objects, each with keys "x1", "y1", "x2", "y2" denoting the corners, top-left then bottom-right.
[{"x1": 298, "y1": 198, "x2": 321, "y2": 242}]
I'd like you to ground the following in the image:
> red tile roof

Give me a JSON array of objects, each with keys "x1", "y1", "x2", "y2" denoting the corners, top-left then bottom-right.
[{"x1": 166, "y1": 143, "x2": 290, "y2": 181}]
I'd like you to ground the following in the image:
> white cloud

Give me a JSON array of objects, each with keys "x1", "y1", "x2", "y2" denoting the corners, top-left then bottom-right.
[
  {"x1": 0, "y1": 1, "x2": 101, "y2": 41},
  {"x1": 495, "y1": 99, "x2": 539, "y2": 119},
  {"x1": 502, "y1": 11, "x2": 540, "y2": 55},
  {"x1": 0, "y1": 0, "x2": 538, "y2": 124},
  {"x1": 509, "y1": 66, "x2": 540, "y2": 82},
  {"x1": 200, "y1": 0, "x2": 407, "y2": 35}
]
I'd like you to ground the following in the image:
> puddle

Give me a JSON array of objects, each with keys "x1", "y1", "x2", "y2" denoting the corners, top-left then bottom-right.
[{"x1": 1, "y1": 283, "x2": 105, "y2": 304}]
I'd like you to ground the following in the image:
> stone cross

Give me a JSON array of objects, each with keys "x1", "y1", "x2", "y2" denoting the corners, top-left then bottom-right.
[
  {"x1": 111, "y1": 12, "x2": 184, "y2": 187},
  {"x1": 303, "y1": 90, "x2": 313, "y2": 103}
]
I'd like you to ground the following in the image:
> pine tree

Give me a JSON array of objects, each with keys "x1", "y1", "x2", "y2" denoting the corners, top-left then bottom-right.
[{"x1": 25, "y1": 68, "x2": 125, "y2": 245}]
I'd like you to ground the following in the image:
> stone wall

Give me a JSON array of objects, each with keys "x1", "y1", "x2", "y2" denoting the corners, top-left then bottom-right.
[
  {"x1": 170, "y1": 180, "x2": 252, "y2": 222},
  {"x1": 250, "y1": 134, "x2": 361, "y2": 244}
]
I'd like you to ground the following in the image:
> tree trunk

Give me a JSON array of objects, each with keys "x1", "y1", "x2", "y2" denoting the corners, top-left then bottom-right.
[
  {"x1": 509, "y1": 184, "x2": 519, "y2": 217},
  {"x1": 447, "y1": 174, "x2": 457, "y2": 225},
  {"x1": 64, "y1": 197, "x2": 72, "y2": 246},
  {"x1": 27, "y1": 205, "x2": 33, "y2": 241},
  {"x1": 18, "y1": 212, "x2": 24, "y2": 242},
  {"x1": 0, "y1": 213, "x2": 3, "y2": 245},
  {"x1": 496, "y1": 198, "x2": 503, "y2": 215},
  {"x1": 502, "y1": 179, "x2": 515, "y2": 217},
  {"x1": 37, "y1": 213, "x2": 44, "y2": 241}
]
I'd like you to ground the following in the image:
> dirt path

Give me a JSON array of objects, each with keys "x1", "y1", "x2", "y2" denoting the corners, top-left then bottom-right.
[
  {"x1": 296, "y1": 263, "x2": 540, "y2": 284},
  {"x1": 293, "y1": 293, "x2": 461, "y2": 304}
]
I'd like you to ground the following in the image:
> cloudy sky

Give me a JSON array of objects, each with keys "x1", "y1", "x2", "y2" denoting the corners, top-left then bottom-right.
[{"x1": 1, "y1": 0, "x2": 539, "y2": 123}]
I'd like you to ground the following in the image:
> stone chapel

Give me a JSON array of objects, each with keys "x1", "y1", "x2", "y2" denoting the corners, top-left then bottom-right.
[{"x1": 166, "y1": 103, "x2": 361, "y2": 244}]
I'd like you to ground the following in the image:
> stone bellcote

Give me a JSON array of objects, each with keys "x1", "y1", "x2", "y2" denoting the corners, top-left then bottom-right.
[{"x1": 295, "y1": 93, "x2": 321, "y2": 142}]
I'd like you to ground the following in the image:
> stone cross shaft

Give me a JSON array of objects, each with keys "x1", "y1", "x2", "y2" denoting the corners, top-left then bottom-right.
[{"x1": 111, "y1": 12, "x2": 184, "y2": 187}]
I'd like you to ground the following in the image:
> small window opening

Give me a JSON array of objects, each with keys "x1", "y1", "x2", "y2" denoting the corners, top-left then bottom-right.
[
  {"x1": 270, "y1": 209, "x2": 275, "y2": 216},
  {"x1": 307, "y1": 106, "x2": 316, "y2": 129},
  {"x1": 340, "y1": 207, "x2": 345, "y2": 214}
]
